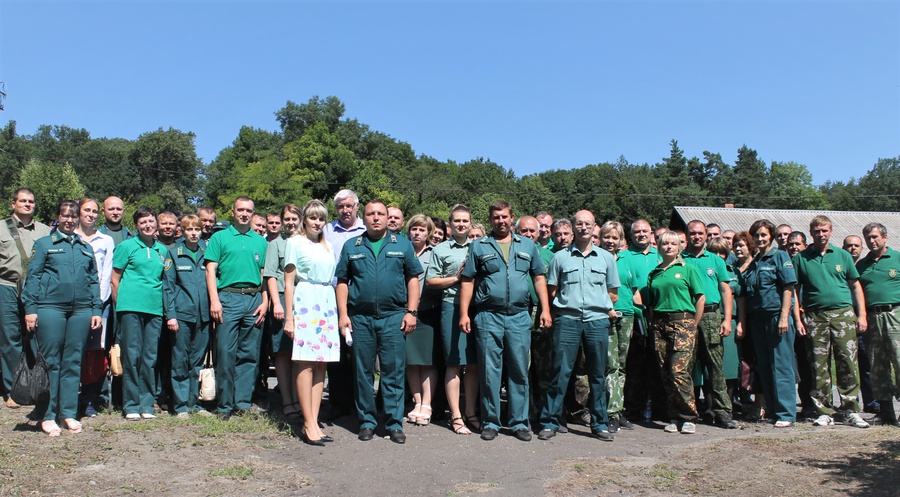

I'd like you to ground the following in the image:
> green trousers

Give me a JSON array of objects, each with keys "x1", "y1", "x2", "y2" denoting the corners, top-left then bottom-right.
[
  {"x1": 0, "y1": 284, "x2": 23, "y2": 396},
  {"x1": 864, "y1": 308, "x2": 900, "y2": 401},
  {"x1": 606, "y1": 315, "x2": 634, "y2": 416},
  {"x1": 119, "y1": 311, "x2": 162, "y2": 415},
  {"x1": 695, "y1": 310, "x2": 731, "y2": 416},
  {"x1": 351, "y1": 312, "x2": 406, "y2": 431},
  {"x1": 36, "y1": 304, "x2": 91, "y2": 420},
  {"x1": 216, "y1": 292, "x2": 263, "y2": 414},
  {"x1": 171, "y1": 319, "x2": 210, "y2": 413},
  {"x1": 475, "y1": 310, "x2": 532, "y2": 432},
  {"x1": 806, "y1": 307, "x2": 861, "y2": 415}
]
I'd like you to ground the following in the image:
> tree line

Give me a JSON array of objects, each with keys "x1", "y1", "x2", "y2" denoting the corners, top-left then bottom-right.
[{"x1": 1, "y1": 95, "x2": 897, "y2": 227}]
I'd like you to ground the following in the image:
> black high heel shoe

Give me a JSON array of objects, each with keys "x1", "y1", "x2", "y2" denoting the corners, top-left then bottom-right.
[
  {"x1": 320, "y1": 435, "x2": 334, "y2": 443},
  {"x1": 301, "y1": 428, "x2": 325, "y2": 447}
]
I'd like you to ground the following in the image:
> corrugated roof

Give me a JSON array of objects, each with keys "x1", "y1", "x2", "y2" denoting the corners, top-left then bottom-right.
[{"x1": 670, "y1": 206, "x2": 900, "y2": 257}]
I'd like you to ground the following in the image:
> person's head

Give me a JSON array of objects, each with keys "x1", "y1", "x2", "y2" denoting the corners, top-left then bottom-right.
[
  {"x1": 77, "y1": 197, "x2": 100, "y2": 230},
  {"x1": 706, "y1": 237, "x2": 731, "y2": 262},
  {"x1": 430, "y1": 217, "x2": 446, "y2": 245},
  {"x1": 551, "y1": 218, "x2": 574, "y2": 249},
  {"x1": 12, "y1": 188, "x2": 37, "y2": 220},
  {"x1": 250, "y1": 213, "x2": 267, "y2": 236},
  {"x1": 732, "y1": 231, "x2": 757, "y2": 261},
  {"x1": 657, "y1": 230, "x2": 683, "y2": 258},
  {"x1": 363, "y1": 200, "x2": 388, "y2": 238},
  {"x1": 197, "y1": 207, "x2": 217, "y2": 237},
  {"x1": 673, "y1": 230, "x2": 687, "y2": 247},
  {"x1": 406, "y1": 214, "x2": 435, "y2": 249},
  {"x1": 722, "y1": 230, "x2": 736, "y2": 249},
  {"x1": 686, "y1": 220, "x2": 707, "y2": 252},
  {"x1": 535, "y1": 211, "x2": 553, "y2": 244},
  {"x1": 862, "y1": 223, "x2": 888, "y2": 254},
  {"x1": 628, "y1": 219, "x2": 652, "y2": 250},
  {"x1": 281, "y1": 204, "x2": 302, "y2": 235},
  {"x1": 55, "y1": 200, "x2": 79, "y2": 235},
  {"x1": 180, "y1": 214, "x2": 202, "y2": 244},
  {"x1": 133, "y1": 207, "x2": 157, "y2": 239},
  {"x1": 749, "y1": 219, "x2": 777, "y2": 253},
  {"x1": 572, "y1": 211, "x2": 595, "y2": 246},
  {"x1": 706, "y1": 223, "x2": 722, "y2": 239},
  {"x1": 232, "y1": 196, "x2": 255, "y2": 229},
  {"x1": 469, "y1": 223, "x2": 486, "y2": 241},
  {"x1": 266, "y1": 212, "x2": 282, "y2": 237},
  {"x1": 591, "y1": 224, "x2": 602, "y2": 246},
  {"x1": 776, "y1": 224, "x2": 793, "y2": 250},
  {"x1": 488, "y1": 201, "x2": 514, "y2": 238},
  {"x1": 808, "y1": 215, "x2": 833, "y2": 249},
  {"x1": 157, "y1": 211, "x2": 178, "y2": 240},
  {"x1": 102, "y1": 195, "x2": 125, "y2": 226},
  {"x1": 786, "y1": 231, "x2": 807, "y2": 257},
  {"x1": 301, "y1": 199, "x2": 329, "y2": 242},
  {"x1": 334, "y1": 189, "x2": 360, "y2": 229},
  {"x1": 599, "y1": 221, "x2": 625, "y2": 254},
  {"x1": 387, "y1": 207, "x2": 404, "y2": 233},
  {"x1": 448, "y1": 204, "x2": 472, "y2": 241},
  {"x1": 516, "y1": 215, "x2": 539, "y2": 242},
  {"x1": 842, "y1": 235, "x2": 863, "y2": 261}
]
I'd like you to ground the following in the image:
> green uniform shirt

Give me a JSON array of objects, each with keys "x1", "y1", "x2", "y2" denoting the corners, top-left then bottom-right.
[
  {"x1": 426, "y1": 238, "x2": 471, "y2": 304},
  {"x1": 857, "y1": 246, "x2": 900, "y2": 306},
  {"x1": 682, "y1": 248, "x2": 729, "y2": 305},
  {"x1": 21, "y1": 232, "x2": 101, "y2": 316},
  {"x1": 741, "y1": 248, "x2": 796, "y2": 314},
  {"x1": 335, "y1": 232, "x2": 424, "y2": 316},
  {"x1": 204, "y1": 225, "x2": 268, "y2": 289},
  {"x1": 99, "y1": 224, "x2": 135, "y2": 247},
  {"x1": 263, "y1": 235, "x2": 289, "y2": 293},
  {"x1": 113, "y1": 236, "x2": 168, "y2": 315},
  {"x1": 613, "y1": 255, "x2": 637, "y2": 316},
  {"x1": 461, "y1": 233, "x2": 546, "y2": 314},
  {"x1": 647, "y1": 260, "x2": 704, "y2": 313},
  {"x1": 0, "y1": 216, "x2": 51, "y2": 287},
  {"x1": 793, "y1": 243, "x2": 859, "y2": 311},
  {"x1": 547, "y1": 244, "x2": 620, "y2": 322},
  {"x1": 618, "y1": 245, "x2": 661, "y2": 298},
  {"x1": 163, "y1": 241, "x2": 210, "y2": 323}
]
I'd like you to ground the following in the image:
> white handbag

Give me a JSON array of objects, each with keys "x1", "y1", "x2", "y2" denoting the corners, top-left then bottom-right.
[{"x1": 198, "y1": 350, "x2": 216, "y2": 401}]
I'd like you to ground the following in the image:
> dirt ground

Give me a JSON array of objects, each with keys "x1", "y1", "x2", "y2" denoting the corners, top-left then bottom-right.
[{"x1": 1, "y1": 396, "x2": 898, "y2": 497}]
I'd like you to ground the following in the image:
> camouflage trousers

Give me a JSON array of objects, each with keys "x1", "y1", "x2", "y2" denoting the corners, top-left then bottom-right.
[
  {"x1": 653, "y1": 316, "x2": 699, "y2": 421},
  {"x1": 805, "y1": 307, "x2": 861, "y2": 415},
  {"x1": 695, "y1": 310, "x2": 732, "y2": 416},
  {"x1": 606, "y1": 315, "x2": 634, "y2": 416},
  {"x1": 864, "y1": 307, "x2": 900, "y2": 401}
]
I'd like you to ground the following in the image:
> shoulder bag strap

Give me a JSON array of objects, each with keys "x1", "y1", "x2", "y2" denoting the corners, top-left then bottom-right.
[{"x1": 6, "y1": 219, "x2": 31, "y2": 294}]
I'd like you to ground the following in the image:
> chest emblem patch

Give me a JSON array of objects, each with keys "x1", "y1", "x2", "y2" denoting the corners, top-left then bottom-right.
[
  {"x1": 254, "y1": 253, "x2": 260, "y2": 262},
  {"x1": 707, "y1": 268, "x2": 715, "y2": 277},
  {"x1": 675, "y1": 273, "x2": 682, "y2": 279},
  {"x1": 890, "y1": 269, "x2": 897, "y2": 279},
  {"x1": 835, "y1": 264, "x2": 842, "y2": 273}
]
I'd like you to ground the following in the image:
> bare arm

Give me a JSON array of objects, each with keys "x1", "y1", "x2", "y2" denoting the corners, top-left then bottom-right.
[
  {"x1": 778, "y1": 284, "x2": 793, "y2": 335},
  {"x1": 458, "y1": 276, "x2": 474, "y2": 334},
  {"x1": 206, "y1": 262, "x2": 222, "y2": 324},
  {"x1": 849, "y1": 279, "x2": 867, "y2": 334},
  {"x1": 534, "y1": 274, "x2": 552, "y2": 329},
  {"x1": 401, "y1": 274, "x2": 420, "y2": 335},
  {"x1": 718, "y1": 282, "x2": 733, "y2": 337}
]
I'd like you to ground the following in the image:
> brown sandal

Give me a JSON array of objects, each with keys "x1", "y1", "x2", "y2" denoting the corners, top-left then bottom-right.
[{"x1": 451, "y1": 416, "x2": 471, "y2": 435}]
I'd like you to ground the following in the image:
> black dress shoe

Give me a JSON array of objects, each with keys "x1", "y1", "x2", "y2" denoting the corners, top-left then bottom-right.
[
  {"x1": 714, "y1": 414, "x2": 737, "y2": 429},
  {"x1": 618, "y1": 417, "x2": 634, "y2": 430},
  {"x1": 514, "y1": 428, "x2": 532, "y2": 442},
  {"x1": 302, "y1": 433, "x2": 325, "y2": 446},
  {"x1": 592, "y1": 430, "x2": 615, "y2": 442},
  {"x1": 481, "y1": 427, "x2": 498, "y2": 441},
  {"x1": 608, "y1": 417, "x2": 619, "y2": 433},
  {"x1": 389, "y1": 430, "x2": 406, "y2": 444},
  {"x1": 320, "y1": 435, "x2": 334, "y2": 443},
  {"x1": 358, "y1": 427, "x2": 374, "y2": 441},
  {"x1": 537, "y1": 429, "x2": 556, "y2": 440}
]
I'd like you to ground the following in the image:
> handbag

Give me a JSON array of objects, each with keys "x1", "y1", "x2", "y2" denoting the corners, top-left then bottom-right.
[
  {"x1": 10, "y1": 333, "x2": 50, "y2": 406},
  {"x1": 109, "y1": 344, "x2": 123, "y2": 376},
  {"x1": 198, "y1": 349, "x2": 216, "y2": 401}
]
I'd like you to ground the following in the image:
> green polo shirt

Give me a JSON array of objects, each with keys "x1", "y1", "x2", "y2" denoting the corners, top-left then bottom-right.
[
  {"x1": 613, "y1": 255, "x2": 637, "y2": 316},
  {"x1": 647, "y1": 260, "x2": 704, "y2": 313},
  {"x1": 263, "y1": 235, "x2": 289, "y2": 293},
  {"x1": 857, "y1": 246, "x2": 900, "y2": 306},
  {"x1": 547, "y1": 244, "x2": 620, "y2": 322},
  {"x1": 425, "y1": 237, "x2": 470, "y2": 304},
  {"x1": 204, "y1": 225, "x2": 268, "y2": 289},
  {"x1": 618, "y1": 245, "x2": 661, "y2": 296},
  {"x1": 113, "y1": 236, "x2": 168, "y2": 315},
  {"x1": 793, "y1": 243, "x2": 859, "y2": 311},
  {"x1": 682, "y1": 248, "x2": 729, "y2": 305},
  {"x1": 461, "y1": 233, "x2": 546, "y2": 314}
]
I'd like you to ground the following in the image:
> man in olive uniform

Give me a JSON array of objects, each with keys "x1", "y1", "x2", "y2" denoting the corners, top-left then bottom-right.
[
  {"x1": 459, "y1": 201, "x2": 551, "y2": 442},
  {"x1": 856, "y1": 222, "x2": 900, "y2": 425},
  {"x1": 683, "y1": 220, "x2": 735, "y2": 428},
  {"x1": 205, "y1": 197, "x2": 269, "y2": 419},
  {"x1": 99, "y1": 196, "x2": 134, "y2": 246},
  {"x1": 538, "y1": 210, "x2": 620, "y2": 442},
  {"x1": 336, "y1": 200, "x2": 422, "y2": 444},
  {"x1": 793, "y1": 215, "x2": 869, "y2": 428},
  {"x1": 844, "y1": 234, "x2": 878, "y2": 413},
  {"x1": 0, "y1": 188, "x2": 51, "y2": 407}
]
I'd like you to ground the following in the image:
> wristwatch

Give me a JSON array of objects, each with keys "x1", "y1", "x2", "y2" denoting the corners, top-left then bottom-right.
[{"x1": 406, "y1": 309, "x2": 418, "y2": 317}]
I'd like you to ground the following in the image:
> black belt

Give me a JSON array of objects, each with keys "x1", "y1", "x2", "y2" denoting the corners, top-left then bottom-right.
[
  {"x1": 867, "y1": 303, "x2": 900, "y2": 313},
  {"x1": 654, "y1": 312, "x2": 693, "y2": 322},
  {"x1": 703, "y1": 304, "x2": 720, "y2": 313},
  {"x1": 219, "y1": 286, "x2": 261, "y2": 295}
]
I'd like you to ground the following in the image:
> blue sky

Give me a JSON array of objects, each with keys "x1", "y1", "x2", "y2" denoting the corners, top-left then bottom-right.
[{"x1": 1, "y1": 1, "x2": 897, "y2": 185}]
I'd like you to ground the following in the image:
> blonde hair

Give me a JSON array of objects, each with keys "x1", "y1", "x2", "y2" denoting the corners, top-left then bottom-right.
[
  {"x1": 180, "y1": 214, "x2": 202, "y2": 230},
  {"x1": 301, "y1": 200, "x2": 330, "y2": 249},
  {"x1": 406, "y1": 214, "x2": 435, "y2": 240}
]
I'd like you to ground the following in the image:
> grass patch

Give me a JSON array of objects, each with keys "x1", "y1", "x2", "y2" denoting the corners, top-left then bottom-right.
[{"x1": 209, "y1": 464, "x2": 254, "y2": 480}]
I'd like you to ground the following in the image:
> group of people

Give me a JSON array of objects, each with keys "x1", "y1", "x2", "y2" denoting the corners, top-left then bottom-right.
[{"x1": 0, "y1": 187, "x2": 897, "y2": 444}]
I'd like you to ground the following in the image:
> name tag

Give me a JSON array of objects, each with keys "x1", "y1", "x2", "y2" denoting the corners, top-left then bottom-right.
[
  {"x1": 386, "y1": 251, "x2": 404, "y2": 257},
  {"x1": 47, "y1": 248, "x2": 65, "y2": 254},
  {"x1": 349, "y1": 253, "x2": 366, "y2": 260},
  {"x1": 478, "y1": 253, "x2": 497, "y2": 262},
  {"x1": 176, "y1": 265, "x2": 193, "y2": 271}
]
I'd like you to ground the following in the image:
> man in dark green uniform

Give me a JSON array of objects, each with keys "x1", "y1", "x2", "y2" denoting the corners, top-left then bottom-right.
[
  {"x1": 460, "y1": 201, "x2": 551, "y2": 442},
  {"x1": 793, "y1": 215, "x2": 869, "y2": 429},
  {"x1": 336, "y1": 200, "x2": 422, "y2": 444},
  {"x1": 683, "y1": 220, "x2": 735, "y2": 428},
  {"x1": 0, "y1": 188, "x2": 51, "y2": 407},
  {"x1": 205, "y1": 196, "x2": 269, "y2": 419},
  {"x1": 856, "y1": 222, "x2": 900, "y2": 426}
]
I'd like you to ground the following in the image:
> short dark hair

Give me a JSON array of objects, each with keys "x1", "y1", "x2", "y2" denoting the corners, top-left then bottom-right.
[
  {"x1": 12, "y1": 188, "x2": 35, "y2": 202},
  {"x1": 863, "y1": 223, "x2": 887, "y2": 238},
  {"x1": 749, "y1": 219, "x2": 777, "y2": 238},
  {"x1": 489, "y1": 200, "x2": 513, "y2": 217},
  {"x1": 57, "y1": 200, "x2": 78, "y2": 217},
  {"x1": 788, "y1": 231, "x2": 807, "y2": 244},
  {"x1": 133, "y1": 206, "x2": 156, "y2": 224}
]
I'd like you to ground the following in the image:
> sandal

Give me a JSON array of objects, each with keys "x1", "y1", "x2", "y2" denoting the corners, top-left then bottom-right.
[
  {"x1": 407, "y1": 403, "x2": 422, "y2": 424},
  {"x1": 465, "y1": 414, "x2": 481, "y2": 432},
  {"x1": 41, "y1": 421, "x2": 62, "y2": 437},
  {"x1": 451, "y1": 416, "x2": 472, "y2": 435},
  {"x1": 63, "y1": 419, "x2": 83, "y2": 434},
  {"x1": 415, "y1": 405, "x2": 432, "y2": 426},
  {"x1": 774, "y1": 420, "x2": 794, "y2": 428}
]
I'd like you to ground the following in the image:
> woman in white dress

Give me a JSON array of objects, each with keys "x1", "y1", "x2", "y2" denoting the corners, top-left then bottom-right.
[{"x1": 284, "y1": 200, "x2": 339, "y2": 445}]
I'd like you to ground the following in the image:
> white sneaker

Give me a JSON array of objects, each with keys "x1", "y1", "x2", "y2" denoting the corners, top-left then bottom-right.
[
  {"x1": 141, "y1": 413, "x2": 158, "y2": 420},
  {"x1": 175, "y1": 412, "x2": 190, "y2": 419},
  {"x1": 846, "y1": 413, "x2": 870, "y2": 429},
  {"x1": 813, "y1": 414, "x2": 834, "y2": 426},
  {"x1": 680, "y1": 422, "x2": 696, "y2": 434},
  {"x1": 125, "y1": 413, "x2": 141, "y2": 421},
  {"x1": 664, "y1": 421, "x2": 679, "y2": 433}
]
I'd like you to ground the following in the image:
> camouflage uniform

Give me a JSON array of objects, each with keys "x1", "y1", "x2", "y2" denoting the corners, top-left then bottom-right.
[
  {"x1": 864, "y1": 308, "x2": 900, "y2": 401},
  {"x1": 805, "y1": 307, "x2": 861, "y2": 414},
  {"x1": 653, "y1": 316, "x2": 699, "y2": 421},
  {"x1": 606, "y1": 315, "x2": 634, "y2": 415}
]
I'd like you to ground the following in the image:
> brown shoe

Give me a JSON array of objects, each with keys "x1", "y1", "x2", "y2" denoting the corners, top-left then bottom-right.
[{"x1": 6, "y1": 397, "x2": 21, "y2": 409}]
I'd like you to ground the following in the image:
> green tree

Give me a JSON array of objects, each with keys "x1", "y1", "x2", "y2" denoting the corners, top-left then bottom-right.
[
  {"x1": 276, "y1": 96, "x2": 345, "y2": 142},
  {"x1": 129, "y1": 128, "x2": 203, "y2": 204},
  {"x1": 18, "y1": 160, "x2": 86, "y2": 223},
  {"x1": 767, "y1": 161, "x2": 828, "y2": 209},
  {"x1": 730, "y1": 145, "x2": 769, "y2": 207},
  {"x1": 204, "y1": 126, "x2": 283, "y2": 211},
  {"x1": 854, "y1": 156, "x2": 900, "y2": 211}
]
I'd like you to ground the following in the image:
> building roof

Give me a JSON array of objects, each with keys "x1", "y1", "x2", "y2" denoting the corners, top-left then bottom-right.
[{"x1": 670, "y1": 206, "x2": 900, "y2": 257}]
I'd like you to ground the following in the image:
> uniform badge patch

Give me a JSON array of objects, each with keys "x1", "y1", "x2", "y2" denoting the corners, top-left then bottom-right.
[
  {"x1": 164, "y1": 259, "x2": 173, "y2": 270},
  {"x1": 783, "y1": 261, "x2": 793, "y2": 268},
  {"x1": 835, "y1": 264, "x2": 842, "y2": 273},
  {"x1": 707, "y1": 267, "x2": 715, "y2": 277},
  {"x1": 675, "y1": 273, "x2": 682, "y2": 279},
  {"x1": 254, "y1": 253, "x2": 260, "y2": 262},
  {"x1": 890, "y1": 269, "x2": 897, "y2": 279}
]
